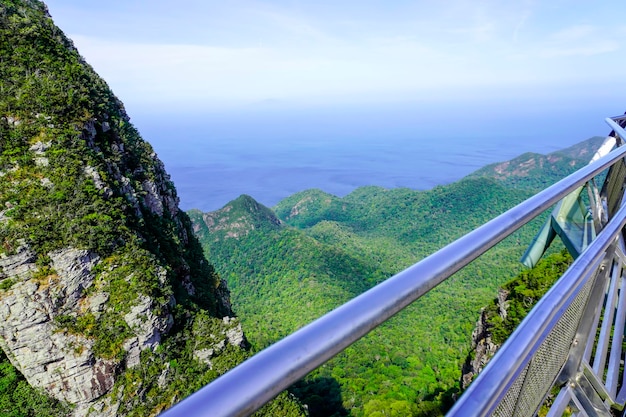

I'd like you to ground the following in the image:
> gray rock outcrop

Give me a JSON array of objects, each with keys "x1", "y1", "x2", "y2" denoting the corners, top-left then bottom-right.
[
  {"x1": 123, "y1": 293, "x2": 174, "y2": 368},
  {"x1": 0, "y1": 247, "x2": 118, "y2": 416},
  {"x1": 460, "y1": 287, "x2": 511, "y2": 390},
  {"x1": 192, "y1": 316, "x2": 247, "y2": 368},
  {"x1": 460, "y1": 308, "x2": 500, "y2": 390}
]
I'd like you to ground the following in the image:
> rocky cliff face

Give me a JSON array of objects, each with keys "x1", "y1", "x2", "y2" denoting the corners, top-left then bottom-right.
[
  {"x1": 0, "y1": 248, "x2": 116, "y2": 416},
  {"x1": 0, "y1": 1, "x2": 256, "y2": 415},
  {"x1": 460, "y1": 302, "x2": 502, "y2": 390},
  {"x1": 460, "y1": 250, "x2": 573, "y2": 392}
]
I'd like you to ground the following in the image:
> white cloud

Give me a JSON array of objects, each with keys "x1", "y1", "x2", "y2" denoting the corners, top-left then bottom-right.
[
  {"x1": 549, "y1": 25, "x2": 596, "y2": 43},
  {"x1": 535, "y1": 24, "x2": 621, "y2": 58},
  {"x1": 539, "y1": 41, "x2": 620, "y2": 58},
  {"x1": 512, "y1": 8, "x2": 532, "y2": 42},
  {"x1": 62, "y1": 1, "x2": 625, "y2": 110},
  {"x1": 70, "y1": 35, "x2": 502, "y2": 106}
]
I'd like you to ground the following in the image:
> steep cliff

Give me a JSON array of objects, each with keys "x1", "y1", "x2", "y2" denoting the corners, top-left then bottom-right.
[
  {"x1": 460, "y1": 250, "x2": 573, "y2": 391},
  {"x1": 0, "y1": 1, "x2": 303, "y2": 415},
  {"x1": 459, "y1": 291, "x2": 505, "y2": 390}
]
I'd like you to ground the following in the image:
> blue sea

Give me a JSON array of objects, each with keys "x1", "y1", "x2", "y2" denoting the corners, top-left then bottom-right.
[{"x1": 131, "y1": 102, "x2": 616, "y2": 212}]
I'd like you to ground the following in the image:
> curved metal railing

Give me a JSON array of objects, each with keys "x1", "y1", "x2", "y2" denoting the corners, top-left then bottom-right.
[
  {"x1": 162, "y1": 117, "x2": 626, "y2": 417},
  {"x1": 448, "y1": 195, "x2": 626, "y2": 416}
]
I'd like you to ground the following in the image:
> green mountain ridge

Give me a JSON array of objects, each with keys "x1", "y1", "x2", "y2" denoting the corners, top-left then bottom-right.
[
  {"x1": 468, "y1": 136, "x2": 605, "y2": 189},
  {"x1": 190, "y1": 136, "x2": 602, "y2": 416}
]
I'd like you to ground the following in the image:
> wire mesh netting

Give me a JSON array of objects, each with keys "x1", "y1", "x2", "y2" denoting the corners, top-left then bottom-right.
[{"x1": 492, "y1": 276, "x2": 596, "y2": 417}]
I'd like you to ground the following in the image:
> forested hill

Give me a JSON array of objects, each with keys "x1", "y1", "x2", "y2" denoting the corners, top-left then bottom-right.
[
  {"x1": 0, "y1": 1, "x2": 303, "y2": 416},
  {"x1": 190, "y1": 136, "x2": 601, "y2": 416},
  {"x1": 468, "y1": 136, "x2": 605, "y2": 190}
]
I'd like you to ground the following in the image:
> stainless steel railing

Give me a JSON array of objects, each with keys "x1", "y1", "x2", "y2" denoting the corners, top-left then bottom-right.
[
  {"x1": 447, "y1": 118, "x2": 626, "y2": 417},
  {"x1": 161, "y1": 117, "x2": 626, "y2": 417},
  {"x1": 448, "y1": 197, "x2": 626, "y2": 416}
]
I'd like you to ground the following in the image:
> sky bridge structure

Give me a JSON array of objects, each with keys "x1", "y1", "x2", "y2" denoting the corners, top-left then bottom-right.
[{"x1": 162, "y1": 115, "x2": 626, "y2": 417}]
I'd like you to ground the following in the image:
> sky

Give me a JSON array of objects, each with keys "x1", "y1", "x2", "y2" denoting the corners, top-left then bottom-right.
[{"x1": 43, "y1": 0, "x2": 626, "y2": 117}]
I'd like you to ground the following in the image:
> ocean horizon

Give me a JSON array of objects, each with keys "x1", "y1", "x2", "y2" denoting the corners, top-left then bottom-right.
[{"x1": 131, "y1": 104, "x2": 615, "y2": 212}]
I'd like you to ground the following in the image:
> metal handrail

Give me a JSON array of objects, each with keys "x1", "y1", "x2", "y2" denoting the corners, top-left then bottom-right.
[
  {"x1": 447, "y1": 201, "x2": 626, "y2": 416},
  {"x1": 161, "y1": 119, "x2": 626, "y2": 417}
]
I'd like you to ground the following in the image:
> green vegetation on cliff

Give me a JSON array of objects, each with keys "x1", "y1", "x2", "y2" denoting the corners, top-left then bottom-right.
[
  {"x1": 460, "y1": 250, "x2": 574, "y2": 392},
  {"x1": 0, "y1": 351, "x2": 70, "y2": 417},
  {"x1": 486, "y1": 250, "x2": 573, "y2": 345},
  {"x1": 0, "y1": 1, "x2": 304, "y2": 415}
]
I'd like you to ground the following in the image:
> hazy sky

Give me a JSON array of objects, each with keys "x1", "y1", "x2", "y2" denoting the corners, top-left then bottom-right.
[{"x1": 44, "y1": 0, "x2": 626, "y2": 115}]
